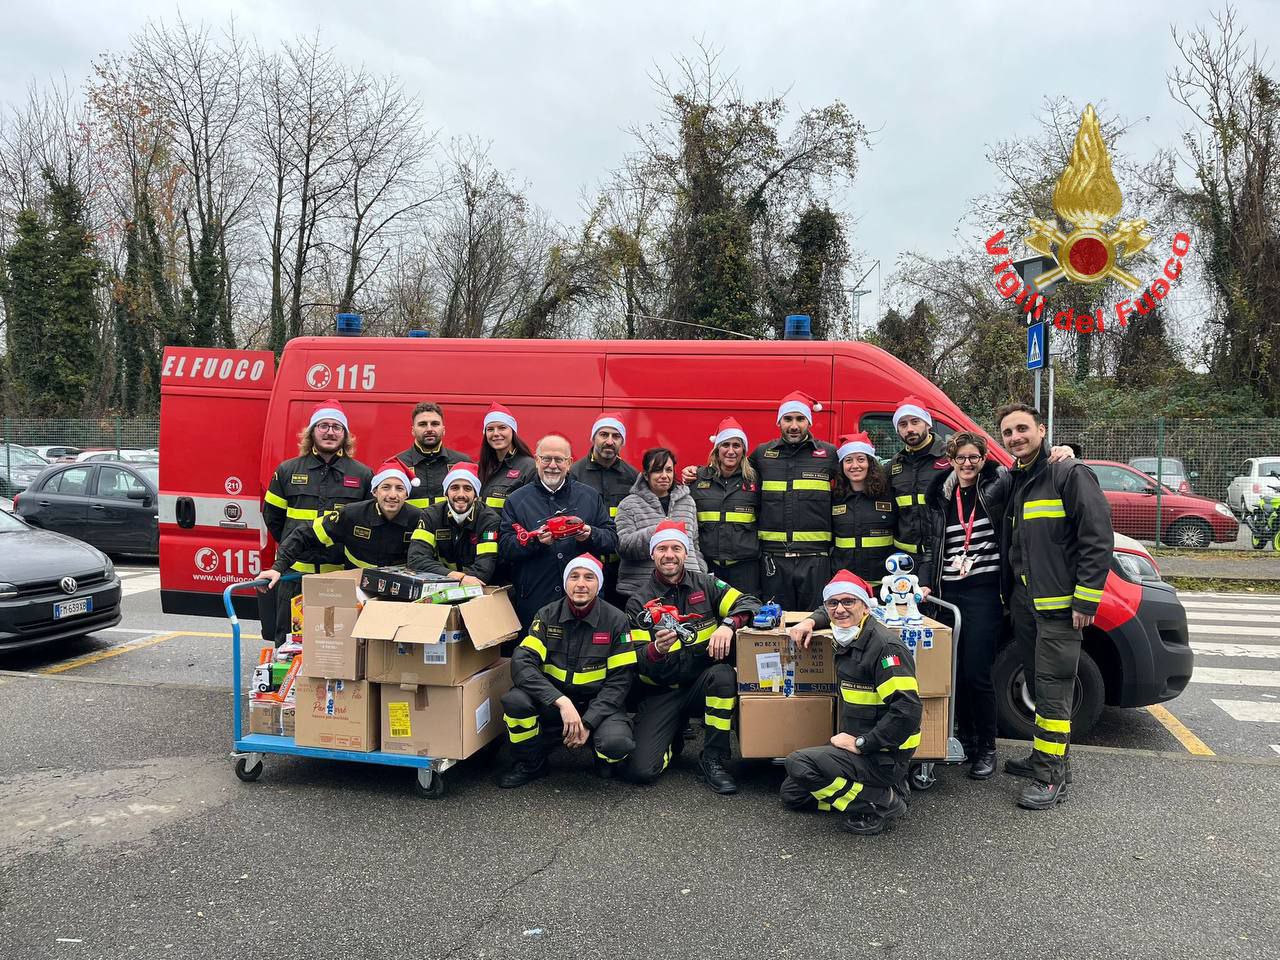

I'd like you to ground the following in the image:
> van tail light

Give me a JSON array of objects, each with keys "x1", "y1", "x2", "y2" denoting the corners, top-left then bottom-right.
[
  {"x1": 10, "y1": 494, "x2": 18, "y2": 510},
  {"x1": 1254, "y1": 482, "x2": 1262, "y2": 493}
]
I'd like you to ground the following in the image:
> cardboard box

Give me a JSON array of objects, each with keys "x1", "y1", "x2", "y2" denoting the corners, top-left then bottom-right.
[
  {"x1": 248, "y1": 698, "x2": 280, "y2": 735},
  {"x1": 279, "y1": 703, "x2": 296, "y2": 738},
  {"x1": 298, "y1": 603, "x2": 365, "y2": 680},
  {"x1": 735, "y1": 627, "x2": 837, "y2": 694},
  {"x1": 358, "y1": 566, "x2": 454, "y2": 602},
  {"x1": 380, "y1": 659, "x2": 513, "y2": 758},
  {"x1": 359, "y1": 588, "x2": 519, "y2": 687},
  {"x1": 301, "y1": 568, "x2": 364, "y2": 607},
  {"x1": 883, "y1": 615, "x2": 953, "y2": 697},
  {"x1": 289, "y1": 593, "x2": 305, "y2": 639},
  {"x1": 294, "y1": 678, "x2": 380, "y2": 752},
  {"x1": 738, "y1": 694, "x2": 835, "y2": 758}
]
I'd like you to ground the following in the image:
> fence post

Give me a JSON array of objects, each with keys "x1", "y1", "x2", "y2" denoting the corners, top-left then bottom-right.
[
  {"x1": 4, "y1": 419, "x2": 9, "y2": 495},
  {"x1": 1155, "y1": 416, "x2": 1164, "y2": 546},
  {"x1": 114, "y1": 417, "x2": 122, "y2": 456}
]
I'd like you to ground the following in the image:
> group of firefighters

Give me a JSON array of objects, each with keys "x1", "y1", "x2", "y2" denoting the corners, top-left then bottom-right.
[{"x1": 257, "y1": 387, "x2": 1112, "y2": 835}]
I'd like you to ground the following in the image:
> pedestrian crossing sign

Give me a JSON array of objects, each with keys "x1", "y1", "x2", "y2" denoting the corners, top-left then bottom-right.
[{"x1": 1027, "y1": 322, "x2": 1047, "y2": 370}]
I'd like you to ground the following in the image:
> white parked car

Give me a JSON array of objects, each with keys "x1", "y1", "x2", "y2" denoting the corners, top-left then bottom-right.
[
  {"x1": 75, "y1": 448, "x2": 158, "y2": 463},
  {"x1": 31, "y1": 445, "x2": 83, "y2": 462},
  {"x1": 1226, "y1": 457, "x2": 1280, "y2": 514}
]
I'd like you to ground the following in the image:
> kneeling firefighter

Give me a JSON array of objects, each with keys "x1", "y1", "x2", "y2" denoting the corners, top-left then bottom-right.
[
  {"x1": 782, "y1": 569, "x2": 922, "y2": 836},
  {"x1": 625, "y1": 520, "x2": 760, "y2": 794}
]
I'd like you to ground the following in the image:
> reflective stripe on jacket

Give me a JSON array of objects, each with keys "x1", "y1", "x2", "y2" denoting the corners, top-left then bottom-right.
[
  {"x1": 407, "y1": 502, "x2": 501, "y2": 582},
  {"x1": 690, "y1": 465, "x2": 760, "y2": 563},
  {"x1": 273, "y1": 499, "x2": 421, "y2": 572},
  {"x1": 750, "y1": 436, "x2": 838, "y2": 554},
  {"x1": 263, "y1": 453, "x2": 372, "y2": 572}
]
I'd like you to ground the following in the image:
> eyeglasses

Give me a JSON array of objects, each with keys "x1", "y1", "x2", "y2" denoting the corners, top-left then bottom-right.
[
  {"x1": 537, "y1": 455, "x2": 569, "y2": 465},
  {"x1": 313, "y1": 422, "x2": 345, "y2": 434},
  {"x1": 951, "y1": 454, "x2": 984, "y2": 463},
  {"x1": 824, "y1": 597, "x2": 861, "y2": 610}
]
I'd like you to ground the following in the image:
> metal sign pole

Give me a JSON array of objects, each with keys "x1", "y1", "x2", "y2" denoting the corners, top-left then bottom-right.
[
  {"x1": 1034, "y1": 369, "x2": 1042, "y2": 411},
  {"x1": 1047, "y1": 361, "x2": 1055, "y2": 446}
]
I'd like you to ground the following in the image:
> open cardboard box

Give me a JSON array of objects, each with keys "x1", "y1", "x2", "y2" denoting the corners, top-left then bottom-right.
[
  {"x1": 379, "y1": 659, "x2": 513, "y2": 759},
  {"x1": 357, "y1": 587, "x2": 520, "y2": 686}
]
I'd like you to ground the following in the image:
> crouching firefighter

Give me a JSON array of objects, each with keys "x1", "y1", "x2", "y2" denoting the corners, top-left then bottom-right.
[
  {"x1": 499, "y1": 554, "x2": 637, "y2": 787},
  {"x1": 259, "y1": 459, "x2": 423, "y2": 590},
  {"x1": 406, "y1": 462, "x2": 500, "y2": 585},
  {"x1": 625, "y1": 520, "x2": 761, "y2": 794},
  {"x1": 782, "y1": 569, "x2": 922, "y2": 836}
]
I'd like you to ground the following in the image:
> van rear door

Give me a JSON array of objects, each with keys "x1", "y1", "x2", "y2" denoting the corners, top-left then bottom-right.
[{"x1": 159, "y1": 347, "x2": 276, "y2": 619}]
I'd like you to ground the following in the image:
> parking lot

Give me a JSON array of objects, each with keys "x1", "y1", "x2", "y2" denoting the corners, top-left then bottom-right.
[{"x1": 1, "y1": 564, "x2": 1278, "y2": 959}]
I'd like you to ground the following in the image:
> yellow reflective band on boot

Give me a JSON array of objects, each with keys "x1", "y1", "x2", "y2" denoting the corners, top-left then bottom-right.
[
  {"x1": 841, "y1": 687, "x2": 880, "y2": 705},
  {"x1": 343, "y1": 548, "x2": 377, "y2": 569},
  {"x1": 899, "y1": 732, "x2": 922, "y2": 750},
  {"x1": 718, "y1": 588, "x2": 742, "y2": 618},
  {"x1": 1035, "y1": 714, "x2": 1071, "y2": 733},
  {"x1": 595, "y1": 750, "x2": 623, "y2": 763},
  {"x1": 264, "y1": 490, "x2": 288, "y2": 509},
  {"x1": 817, "y1": 801, "x2": 833, "y2": 812},
  {"x1": 704, "y1": 714, "x2": 731, "y2": 731},
  {"x1": 813, "y1": 777, "x2": 864, "y2": 811},
  {"x1": 286, "y1": 506, "x2": 319, "y2": 520},
  {"x1": 1033, "y1": 595, "x2": 1073, "y2": 611},
  {"x1": 520, "y1": 635, "x2": 548, "y2": 660},
  {"x1": 876, "y1": 675, "x2": 920, "y2": 700},
  {"x1": 411, "y1": 527, "x2": 436, "y2": 545},
  {"x1": 607, "y1": 649, "x2": 638, "y2": 670},
  {"x1": 504, "y1": 714, "x2": 539, "y2": 743},
  {"x1": 1074, "y1": 584, "x2": 1104, "y2": 603},
  {"x1": 1024, "y1": 498, "x2": 1066, "y2": 520},
  {"x1": 705, "y1": 696, "x2": 736, "y2": 711},
  {"x1": 312, "y1": 516, "x2": 336, "y2": 547},
  {"x1": 1033, "y1": 736, "x2": 1068, "y2": 756}
]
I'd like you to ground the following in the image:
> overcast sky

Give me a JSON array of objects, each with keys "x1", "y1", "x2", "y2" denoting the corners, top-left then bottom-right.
[{"x1": 4, "y1": 0, "x2": 1275, "y2": 330}]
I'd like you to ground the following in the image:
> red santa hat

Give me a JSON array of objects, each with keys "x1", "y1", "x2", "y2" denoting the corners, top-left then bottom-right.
[
  {"x1": 308, "y1": 399, "x2": 349, "y2": 431},
  {"x1": 892, "y1": 395, "x2": 933, "y2": 429},
  {"x1": 823, "y1": 569, "x2": 874, "y2": 606},
  {"x1": 709, "y1": 416, "x2": 748, "y2": 448},
  {"x1": 372, "y1": 458, "x2": 419, "y2": 491},
  {"x1": 836, "y1": 432, "x2": 877, "y2": 461},
  {"x1": 563, "y1": 553, "x2": 604, "y2": 590},
  {"x1": 777, "y1": 390, "x2": 822, "y2": 424},
  {"x1": 483, "y1": 402, "x2": 518, "y2": 434},
  {"x1": 590, "y1": 412, "x2": 627, "y2": 445},
  {"x1": 649, "y1": 519, "x2": 692, "y2": 555},
  {"x1": 442, "y1": 461, "x2": 480, "y2": 494}
]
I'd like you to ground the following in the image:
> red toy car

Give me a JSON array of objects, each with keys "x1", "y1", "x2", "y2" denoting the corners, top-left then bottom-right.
[{"x1": 513, "y1": 515, "x2": 586, "y2": 546}]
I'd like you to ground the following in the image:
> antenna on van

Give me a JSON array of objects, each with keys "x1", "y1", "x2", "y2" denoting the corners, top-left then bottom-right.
[{"x1": 626, "y1": 313, "x2": 755, "y2": 340}]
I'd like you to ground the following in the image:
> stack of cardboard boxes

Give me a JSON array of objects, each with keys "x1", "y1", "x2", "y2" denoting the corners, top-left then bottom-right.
[
  {"x1": 247, "y1": 594, "x2": 304, "y2": 737},
  {"x1": 734, "y1": 608, "x2": 954, "y2": 760}
]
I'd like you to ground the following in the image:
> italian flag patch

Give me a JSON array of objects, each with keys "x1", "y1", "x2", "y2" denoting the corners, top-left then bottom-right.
[
  {"x1": 482, "y1": 530, "x2": 497, "y2": 541},
  {"x1": 881, "y1": 655, "x2": 901, "y2": 668}
]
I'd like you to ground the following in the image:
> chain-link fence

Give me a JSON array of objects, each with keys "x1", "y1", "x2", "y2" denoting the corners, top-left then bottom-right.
[
  {"x1": 0, "y1": 418, "x2": 159, "y2": 497},
  {"x1": 1050, "y1": 417, "x2": 1280, "y2": 550}
]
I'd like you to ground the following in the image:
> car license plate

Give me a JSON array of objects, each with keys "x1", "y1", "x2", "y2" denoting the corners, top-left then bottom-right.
[{"x1": 54, "y1": 597, "x2": 92, "y2": 619}]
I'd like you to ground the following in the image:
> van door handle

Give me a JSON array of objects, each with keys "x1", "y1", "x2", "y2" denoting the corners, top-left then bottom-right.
[
  {"x1": 176, "y1": 496, "x2": 196, "y2": 529},
  {"x1": 38, "y1": 499, "x2": 50, "y2": 506},
  {"x1": 91, "y1": 504, "x2": 105, "y2": 510}
]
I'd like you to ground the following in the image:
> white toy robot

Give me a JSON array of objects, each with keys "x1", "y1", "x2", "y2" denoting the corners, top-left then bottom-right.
[{"x1": 879, "y1": 552, "x2": 924, "y2": 627}]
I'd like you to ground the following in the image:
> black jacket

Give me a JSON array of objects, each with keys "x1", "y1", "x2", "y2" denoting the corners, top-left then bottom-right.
[
  {"x1": 626, "y1": 569, "x2": 760, "y2": 690},
  {"x1": 263, "y1": 453, "x2": 372, "y2": 572},
  {"x1": 833, "y1": 615, "x2": 923, "y2": 759},
  {"x1": 689, "y1": 466, "x2": 760, "y2": 563},
  {"x1": 922, "y1": 460, "x2": 1010, "y2": 594},
  {"x1": 750, "y1": 435, "x2": 839, "y2": 555},
  {"x1": 273, "y1": 499, "x2": 422, "y2": 572},
  {"x1": 1000, "y1": 448, "x2": 1114, "y2": 618},
  {"x1": 499, "y1": 477, "x2": 619, "y2": 627},
  {"x1": 512, "y1": 597, "x2": 636, "y2": 730},
  {"x1": 889, "y1": 434, "x2": 950, "y2": 561},
  {"x1": 831, "y1": 488, "x2": 899, "y2": 584},
  {"x1": 397, "y1": 443, "x2": 470, "y2": 509},
  {"x1": 406, "y1": 502, "x2": 501, "y2": 583},
  {"x1": 568, "y1": 454, "x2": 639, "y2": 520},
  {"x1": 480, "y1": 452, "x2": 536, "y2": 512}
]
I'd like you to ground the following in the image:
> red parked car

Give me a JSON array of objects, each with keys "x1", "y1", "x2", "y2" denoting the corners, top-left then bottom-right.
[{"x1": 1086, "y1": 460, "x2": 1238, "y2": 547}]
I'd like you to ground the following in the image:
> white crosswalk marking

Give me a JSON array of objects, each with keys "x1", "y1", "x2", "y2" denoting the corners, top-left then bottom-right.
[
  {"x1": 1210, "y1": 699, "x2": 1280, "y2": 722},
  {"x1": 1271, "y1": 744, "x2": 1280, "y2": 757},
  {"x1": 120, "y1": 574, "x2": 160, "y2": 597},
  {"x1": 1190, "y1": 667, "x2": 1280, "y2": 687},
  {"x1": 1192, "y1": 641, "x2": 1280, "y2": 660},
  {"x1": 1180, "y1": 601, "x2": 1280, "y2": 614},
  {"x1": 1184, "y1": 623, "x2": 1280, "y2": 638}
]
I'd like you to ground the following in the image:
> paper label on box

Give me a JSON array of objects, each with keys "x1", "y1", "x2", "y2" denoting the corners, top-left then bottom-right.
[
  {"x1": 388, "y1": 701, "x2": 412, "y2": 738},
  {"x1": 475, "y1": 699, "x2": 491, "y2": 734},
  {"x1": 756, "y1": 652, "x2": 783, "y2": 683},
  {"x1": 422, "y1": 642, "x2": 448, "y2": 665}
]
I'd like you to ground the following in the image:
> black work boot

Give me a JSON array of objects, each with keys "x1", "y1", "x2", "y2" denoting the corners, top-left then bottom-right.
[
  {"x1": 698, "y1": 752, "x2": 739, "y2": 795},
  {"x1": 969, "y1": 748, "x2": 997, "y2": 780},
  {"x1": 842, "y1": 787, "x2": 909, "y2": 836},
  {"x1": 497, "y1": 759, "x2": 549, "y2": 789},
  {"x1": 593, "y1": 757, "x2": 618, "y2": 780},
  {"x1": 1017, "y1": 779, "x2": 1069, "y2": 810},
  {"x1": 1005, "y1": 753, "x2": 1073, "y2": 783}
]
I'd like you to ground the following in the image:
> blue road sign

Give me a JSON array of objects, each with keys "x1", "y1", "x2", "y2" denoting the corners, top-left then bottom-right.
[{"x1": 1027, "y1": 322, "x2": 1047, "y2": 370}]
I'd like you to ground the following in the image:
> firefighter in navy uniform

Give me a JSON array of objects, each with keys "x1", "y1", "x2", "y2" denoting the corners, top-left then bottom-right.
[
  {"x1": 261, "y1": 399, "x2": 372, "y2": 643},
  {"x1": 477, "y1": 403, "x2": 537, "y2": 513},
  {"x1": 397, "y1": 401, "x2": 469, "y2": 509},
  {"x1": 260, "y1": 459, "x2": 423, "y2": 589},
  {"x1": 625, "y1": 520, "x2": 761, "y2": 794},
  {"x1": 750, "y1": 390, "x2": 838, "y2": 611},
  {"x1": 831, "y1": 432, "x2": 900, "y2": 583},
  {"x1": 568, "y1": 412, "x2": 638, "y2": 606},
  {"x1": 499, "y1": 554, "x2": 637, "y2": 787},
  {"x1": 689, "y1": 417, "x2": 762, "y2": 597},
  {"x1": 407, "y1": 462, "x2": 500, "y2": 584},
  {"x1": 887, "y1": 396, "x2": 951, "y2": 569},
  {"x1": 783, "y1": 570, "x2": 921, "y2": 836}
]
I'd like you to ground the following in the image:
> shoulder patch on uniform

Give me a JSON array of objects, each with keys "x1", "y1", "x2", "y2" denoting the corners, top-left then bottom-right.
[
  {"x1": 876, "y1": 501, "x2": 893, "y2": 512},
  {"x1": 934, "y1": 459, "x2": 950, "y2": 469},
  {"x1": 291, "y1": 473, "x2": 309, "y2": 485},
  {"x1": 507, "y1": 468, "x2": 521, "y2": 478},
  {"x1": 688, "y1": 590, "x2": 706, "y2": 604},
  {"x1": 811, "y1": 448, "x2": 829, "y2": 458},
  {"x1": 696, "y1": 480, "x2": 711, "y2": 488},
  {"x1": 714, "y1": 579, "x2": 729, "y2": 592},
  {"x1": 353, "y1": 525, "x2": 372, "y2": 540},
  {"x1": 832, "y1": 504, "x2": 848, "y2": 516},
  {"x1": 881, "y1": 654, "x2": 902, "y2": 668},
  {"x1": 763, "y1": 449, "x2": 780, "y2": 458},
  {"x1": 482, "y1": 530, "x2": 497, "y2": 541},
  {"x1": 890, "y1": 463, "x2": 904, "y2": 474}
]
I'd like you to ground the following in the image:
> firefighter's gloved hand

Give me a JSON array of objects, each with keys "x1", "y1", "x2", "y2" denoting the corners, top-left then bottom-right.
[
  {"x1": 573, "y1": 523, "x2": 592, "y2": 542},
  {"x1": 708, "y1": 625, "x2": 733, "y2": 660},
  {"x1": 788, "y1": 618, "x2": 815, "y2": 649},
  {"x1": 654, "y1": 628, "x2": 678, "y2": 655},
  {"x1": 258, "y1": 569, "x2": 282, "y2": 592}
]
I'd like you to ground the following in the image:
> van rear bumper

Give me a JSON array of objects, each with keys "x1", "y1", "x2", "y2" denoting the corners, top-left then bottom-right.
[
  {"x1": 1106, "y1": 581, "x2": 1194, "y2": 707},
  {"x1": 162, "y1": 588, "x2": 263, "y2": 624}
]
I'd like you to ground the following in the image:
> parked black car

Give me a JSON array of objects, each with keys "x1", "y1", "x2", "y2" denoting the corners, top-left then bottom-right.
[
  {"x1": 15, "y1": 461, "x2": 159, "y2": 555},
  {"x1": 0, "y1": 509, "x2": 122, "y2": 652}
]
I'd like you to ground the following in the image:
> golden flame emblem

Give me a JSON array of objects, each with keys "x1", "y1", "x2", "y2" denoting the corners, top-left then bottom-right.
[{"x1": 1025, "y1": 105, "x2": 1150, "y2": 289}]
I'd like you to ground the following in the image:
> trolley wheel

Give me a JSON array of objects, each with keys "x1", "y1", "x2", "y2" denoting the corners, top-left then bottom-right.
[
  {"x1": 909, "y1": 762, "x2": 936, "y2": 791},
  {"x1": 1252, "y1": 532, "x2": 1268, "y2": 550},
  {"x1": 234, "y1": 756, "x2": 264, "y2": 782},
  {"x1": 414, "y1": 767, "x2": 446, "y2": 800}
]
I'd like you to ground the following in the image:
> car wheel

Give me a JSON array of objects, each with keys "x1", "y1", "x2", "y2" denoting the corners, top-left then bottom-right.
[
  {"x1": 993, "y1": 643, "x2": 1105, "y2": 741},
  {"x1": 1166, "y1": 517, "x2": 1212, "y2": 549}
]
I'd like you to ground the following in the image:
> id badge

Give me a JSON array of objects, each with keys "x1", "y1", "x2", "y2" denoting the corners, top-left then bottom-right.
[{"x1": 958, "y1": 554, "x2": 974, "y2": 577}]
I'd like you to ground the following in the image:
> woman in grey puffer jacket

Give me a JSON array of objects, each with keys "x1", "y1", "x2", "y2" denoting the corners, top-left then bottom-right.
[{"x1": 615, "y1": 447, "x2": 705, "y2": 599}]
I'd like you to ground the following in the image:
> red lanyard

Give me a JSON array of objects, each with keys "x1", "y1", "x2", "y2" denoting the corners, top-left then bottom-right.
[{"x1": 956, "y1": 487, "x2": 979, "y2": 552}]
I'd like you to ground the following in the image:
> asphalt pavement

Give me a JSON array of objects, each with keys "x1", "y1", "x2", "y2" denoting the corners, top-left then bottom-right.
[{"x1": 1, "y1": 565, "x2": 1278, "y2": 959}]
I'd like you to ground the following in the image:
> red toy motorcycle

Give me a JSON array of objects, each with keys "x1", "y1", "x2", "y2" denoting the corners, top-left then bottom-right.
[
  {"x1": 513, "y1": 515, "x2": 586, "y2": 546},
  {"x1": 638, "y1": 599, "x2": 701, "y2": 641}
]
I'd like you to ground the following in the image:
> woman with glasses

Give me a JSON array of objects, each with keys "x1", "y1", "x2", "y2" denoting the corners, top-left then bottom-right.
[
  {"x1": 922, "y1": 431, "x2": 1007, "y2": 780},
  {"x1": 615, "y1": 447, "x2": 705, "y2": 600},
  {"x1": 830, "y1": 432, "x2": 901, "y2": 585}
]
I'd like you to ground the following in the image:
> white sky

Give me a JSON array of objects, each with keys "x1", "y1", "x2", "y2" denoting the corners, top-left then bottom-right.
[{"x1": 3, "y1": 0, "x2": 1274, "y2": 331}]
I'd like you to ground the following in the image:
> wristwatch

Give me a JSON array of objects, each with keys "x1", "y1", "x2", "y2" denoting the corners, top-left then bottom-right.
[
  {"x1": 721, "y1": 617, "x2": 736, "y2": 630},
  {"x1": 854, "y1": 736, "x2": 867, "y2": 752}
]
